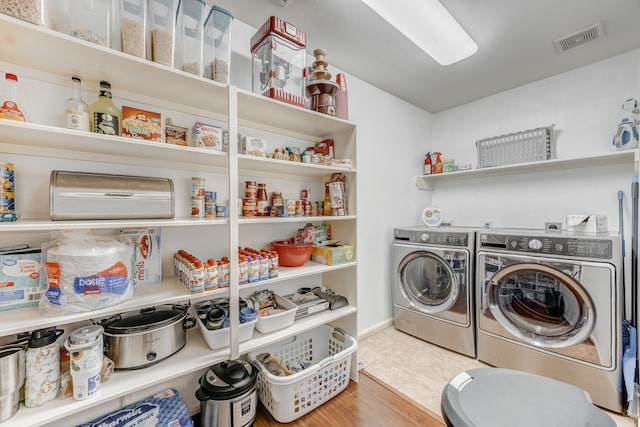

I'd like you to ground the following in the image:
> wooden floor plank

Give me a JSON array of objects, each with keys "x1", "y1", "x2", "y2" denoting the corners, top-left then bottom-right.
[{"x1": 252, "y1": 370, "x2": 446, "y2": 427}]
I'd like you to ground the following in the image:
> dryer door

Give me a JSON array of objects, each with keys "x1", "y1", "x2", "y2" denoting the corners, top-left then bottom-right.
[
  {"x1": 477, "y1": 252, "x2": 615, "y2": 367},
  {"x1": 394, "y1": 244, "x2": 470, "y2": 325}
]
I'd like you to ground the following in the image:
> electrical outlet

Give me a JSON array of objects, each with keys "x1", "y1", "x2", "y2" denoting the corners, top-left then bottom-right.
[
  {"x1": 483, "y1": 220, "x2": 493, "y2": 228},
  {"x1": 545, "y1": 222, "x2": 562, "y2": 231}
]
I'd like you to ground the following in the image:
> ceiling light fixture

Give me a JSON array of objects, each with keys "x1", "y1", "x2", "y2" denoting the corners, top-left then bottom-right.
[{"x1": 361, "y1": 0, "x2": 478, "y2": 65}]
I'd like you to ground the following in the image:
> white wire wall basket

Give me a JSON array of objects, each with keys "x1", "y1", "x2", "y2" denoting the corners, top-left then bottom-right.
[{"x1": 476, "y1": 124, "x2": 555, "y2": 168}]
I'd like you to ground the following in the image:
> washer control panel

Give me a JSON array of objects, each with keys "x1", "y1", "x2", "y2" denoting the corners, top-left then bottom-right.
[
  {"x1": 394, "y1": 229, "x2": 469, "y2": 246},
  {"x1": 479, "y1": 233, "x2": 614, "y2": 259}
]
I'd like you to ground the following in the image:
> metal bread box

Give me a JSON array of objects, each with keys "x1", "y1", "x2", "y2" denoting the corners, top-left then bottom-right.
[{"x1": 50, "y1": 171, "x2": 174, "y2": 220}]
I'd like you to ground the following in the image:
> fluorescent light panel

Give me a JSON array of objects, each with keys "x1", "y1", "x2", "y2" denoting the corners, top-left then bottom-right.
[{"x1": 362, "y1": 0, "x2": 478, "y2": 65}]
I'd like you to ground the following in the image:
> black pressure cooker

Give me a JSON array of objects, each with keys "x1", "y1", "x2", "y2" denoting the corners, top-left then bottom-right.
[{"x1": 195, "y1": 360, "x2": 258, "y2": 427}]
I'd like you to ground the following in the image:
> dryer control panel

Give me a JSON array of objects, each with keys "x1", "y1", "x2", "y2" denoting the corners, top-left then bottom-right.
[{"x1": 479, "y1": 233, "x2": 614, "y2": 259}]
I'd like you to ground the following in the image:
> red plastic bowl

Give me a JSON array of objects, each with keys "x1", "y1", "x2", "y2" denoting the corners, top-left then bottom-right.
[{"x1": 271, "y1": 240, "x2": 312, "y2": 267}]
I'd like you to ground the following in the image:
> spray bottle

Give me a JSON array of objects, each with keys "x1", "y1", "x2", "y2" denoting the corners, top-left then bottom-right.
[{"x1": 424, "y1": 152, "x2": 432, "y2": 175}]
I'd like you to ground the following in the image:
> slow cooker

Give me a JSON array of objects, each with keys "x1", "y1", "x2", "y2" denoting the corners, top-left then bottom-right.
[
  {"x1": 195, "y1": 359, "x2": 258, "y2": 427},
  {"x1": 98, "y1": 304, "x2": 195, "y2": 369}
]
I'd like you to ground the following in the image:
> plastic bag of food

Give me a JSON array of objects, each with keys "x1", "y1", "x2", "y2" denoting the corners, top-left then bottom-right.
[
  {"x1": 40, "y1": 230, "x2": 135, "y2": 314},
  {"x1": 329, "y1": 173, "x2": 348, "y2": 216}
]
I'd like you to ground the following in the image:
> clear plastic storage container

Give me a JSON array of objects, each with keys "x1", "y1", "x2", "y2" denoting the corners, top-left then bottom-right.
[
  {"x1": 0, "y1": 0, "x2": 48, "y2": 26},
  {"x1": 175, "y1": 0, "x2": 205, "y2": 76},
  {"x1": 203, "y1": 5, "x2": 233, "y2": 84},
  {"x1": 63, "y1": 0, "x2": 113, "y2": 47},
  {"x1": 120, "y1": 0, "x2": 146, "y2": 57},
  {"x1": 147, "y1": 0, "x2": 178, "y2": 66},
  {"x1": 250, "y1": 16, "x2": 306, "y2": 108}
]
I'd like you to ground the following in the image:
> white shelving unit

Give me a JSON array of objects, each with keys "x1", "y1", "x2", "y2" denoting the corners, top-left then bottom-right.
[
  {"x1": 0, "y1": 13, "x2": 357, "y2": 426},
  {"x1": 415, "y1": 150, "x2": 639, "y2": 190}
]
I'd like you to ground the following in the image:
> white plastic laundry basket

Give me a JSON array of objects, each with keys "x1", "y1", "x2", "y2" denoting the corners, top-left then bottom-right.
[{"x1": 247, "y1": 325, "x2": 357, "y2": 423}]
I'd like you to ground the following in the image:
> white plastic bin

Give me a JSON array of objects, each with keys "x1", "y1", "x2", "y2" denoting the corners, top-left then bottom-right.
[
  {"x1": 196, "y1": 316, "x2": 256, "y2": 350},
  {"x1": 247, "y1": 325, "x2": 357, "y2": 423},
  {"x1": 255, "y1": 294, "x2": 297, "y2": 334}
]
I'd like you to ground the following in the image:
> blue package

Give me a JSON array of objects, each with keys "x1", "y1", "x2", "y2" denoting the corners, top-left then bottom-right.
[{"x1": 77, "y1": 388, "x2": 193, "y2": 427}]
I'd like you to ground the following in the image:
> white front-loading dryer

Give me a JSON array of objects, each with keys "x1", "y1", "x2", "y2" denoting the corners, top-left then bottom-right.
[{"x1": 392, "y1": 226, "x2": 477, "y2": 357}]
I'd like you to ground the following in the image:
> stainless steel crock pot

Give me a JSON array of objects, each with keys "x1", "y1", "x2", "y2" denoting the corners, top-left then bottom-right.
[
  {"x1": 195, "y1": 360, "x2": 258, "y2": 427},
  {"x1": 0, "y1": 345, "x2": 25, "y2": 422},
  {"x1": 99, "y1": 304, "x2": 195, "y2": 370}
]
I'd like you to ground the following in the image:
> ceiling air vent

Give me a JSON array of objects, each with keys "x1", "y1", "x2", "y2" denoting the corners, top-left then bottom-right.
[{"x1": 554, "y1": 22, "x2": 603, "y2": 53}]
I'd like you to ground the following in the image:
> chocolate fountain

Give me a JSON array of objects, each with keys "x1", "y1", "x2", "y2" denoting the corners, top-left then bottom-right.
[{"x1": 305, "y1": 48, "x2": 339, "y2": 116}]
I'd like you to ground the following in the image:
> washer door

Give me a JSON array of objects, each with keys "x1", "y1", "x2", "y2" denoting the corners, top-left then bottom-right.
[
  {"x1": 487, "y1": 262, "x2": 595, "y2": 349},
  {"x1": 397, "y1": 250, "x2": 460, "y2": 315}
]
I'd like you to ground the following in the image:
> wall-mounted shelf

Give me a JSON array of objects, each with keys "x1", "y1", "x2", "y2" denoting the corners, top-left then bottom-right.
[{"x1": 415, "y1": 150, "x2": 639, "y2": 190}]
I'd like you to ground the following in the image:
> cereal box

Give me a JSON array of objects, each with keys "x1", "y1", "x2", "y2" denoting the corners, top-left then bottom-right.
[
  {"x1": 240, "y1": 136, "x2": 267, "y2": 157},
  {"x1": 192, "y1": 122, "x2": 222, "y2": 150},
  {"x1": 0, "y1": 250, "x2": 47, "y2": 311},
  {"x1": 165, "y1": 118, "x2": 188, "y2": 146},
  {"x1": 121, "y1": 106, "x2": 163, "y2": 142},
  {"x1": 121, "y1": 228, "x2": 162, "y2": 284}
]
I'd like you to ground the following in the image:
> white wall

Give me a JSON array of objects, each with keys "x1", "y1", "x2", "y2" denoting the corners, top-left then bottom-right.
[{"x1": 431, "y1": 49, "x2": 640, "y2": 230}]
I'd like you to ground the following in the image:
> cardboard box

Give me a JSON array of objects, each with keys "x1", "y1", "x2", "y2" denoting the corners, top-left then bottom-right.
[
  {"x1": 165, "y1": 120, "x2": 188, "y2": 146},
  {"x1": 311, "y1": 244, "x2": 355, "y2": 266},
  {"x1": 0, "y1": 250, "x2": 46, "y2": 311},
  {"x1": 121, "y1": 228, "x2": 162, "y2": 284},
  {"x1": 78, "y1": 388, "x2": 192, "y2": 427},
  {"x1": 240, "y1": 136, "x2": 267, "y2": 157},
  {"x1": 566, "y1": 214, "x2": 608, "y2": 233},
  {"x1": 192, "y1": 122, "x2": 222, "y2": 150},
  {"x1": 121, "y1": 106, "x2": 163, "y2": 142}
]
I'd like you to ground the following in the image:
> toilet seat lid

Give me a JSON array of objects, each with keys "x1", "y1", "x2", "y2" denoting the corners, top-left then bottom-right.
[{"x1": 441, "y1": 368, "x2": 616, "y2": 427}]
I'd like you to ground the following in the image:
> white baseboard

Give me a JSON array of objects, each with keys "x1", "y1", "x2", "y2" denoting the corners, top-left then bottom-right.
[{"x1": 358, "y1": 318, "x2": 394, "y2": 340}]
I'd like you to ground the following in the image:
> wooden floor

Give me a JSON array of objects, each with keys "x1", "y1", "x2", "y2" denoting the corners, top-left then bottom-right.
[{"x1": 253, "y1": 370, "x2": 446, "y2": 427}]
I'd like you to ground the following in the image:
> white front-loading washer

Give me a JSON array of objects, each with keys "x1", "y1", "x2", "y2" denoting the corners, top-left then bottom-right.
[
  {"x1": 392, "y1": 226, "x2": 477, "y2": 357},
  {"x1": 476, "y1": 229, "x2": 622, "y2": 412}
]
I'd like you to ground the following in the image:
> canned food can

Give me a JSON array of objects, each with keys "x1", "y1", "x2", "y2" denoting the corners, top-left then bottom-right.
[
  {"x1": 243, "y1": 197, "x2": 257, "y2": 217},
  {"x1": 216, "y1": 205, "x2": 229, "y2": 217},
  {"x1": 301, "y1": 189, "x2": 310, "y2": 200},
  {"x1": 191, "y1": 197, "x2": 204, "y2": 217},
  {"x1": 0, "y1": 162, "x2": 14, "y2": 191},
  {"x1": 191, "y1": 177, "x2": 205, "y2": 198},
  {"x1": 287, "y1": 199, "x2": 296, "y2": 216},
  {"x1": 205, "y1": 191, "x2": 217, "y2": 204},
  {"x1": 205, "y1": 202, "x2": 217, "y2": 218},
  {"x1": 0, "y1": 191, "x2": 15, "y2": 213}
]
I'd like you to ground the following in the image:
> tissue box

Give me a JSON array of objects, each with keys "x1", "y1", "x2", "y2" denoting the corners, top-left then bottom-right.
[
  {"x1": 311, "y1": 244, "x2": 355, "y2": 265},
  {"x1": 566, "y1": 215, "x2": 608, "y2": 233}
]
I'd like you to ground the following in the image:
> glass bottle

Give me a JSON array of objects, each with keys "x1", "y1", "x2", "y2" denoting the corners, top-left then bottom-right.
[
  {"x1": 63, "y1": 76, "x2": 90, "y2": 131},
  {"x1": 0, "y1": 73, "x2": 30, "y2": 122},
  {"x1": 257, "y1": 183, "x2": 268, "y2": 216},
  {"x1": 90, "y1": 80, "x2": 121, "y2": 136}
]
